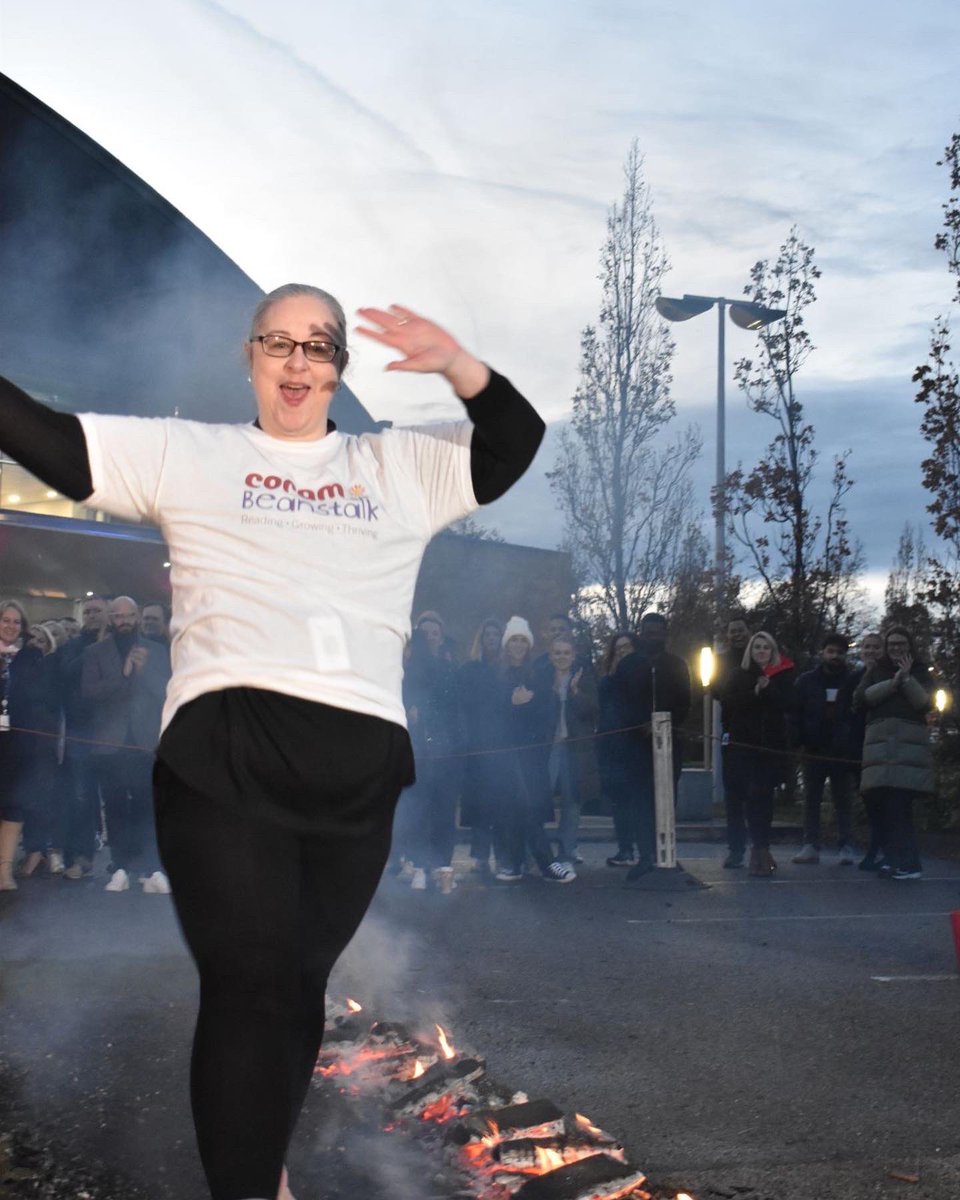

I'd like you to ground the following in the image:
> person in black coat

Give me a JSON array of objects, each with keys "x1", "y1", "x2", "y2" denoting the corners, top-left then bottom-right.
[
  {"x1": 457, "y1": 618, "x2": 505, "y2": 876},
  {"x1": 613, "y1": 612, "x2": 691, "y2": 876},
  {"x1": 791, "y1": 633, "x2": 860, "y2": 865},
  {"x1": 596, "y1": 631, "x2": 641, "y2": 865},
  {"x1": 723, "y1": 631, "x2": 796, "y2": 876},
  {"x1": 396, "y1": 612, "x2": 463, "y2": 887},
  {"x1": 0, "y1": 600, "x2": 54, "y2": 890},
  {"x1": 494, "y1": 616, "x2": 574, "y2": 884}
]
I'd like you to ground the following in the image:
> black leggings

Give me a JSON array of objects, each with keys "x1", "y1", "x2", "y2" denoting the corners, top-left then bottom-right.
[{"x1": 155, "y1": 770, "x2": 396, "y2": 1200}]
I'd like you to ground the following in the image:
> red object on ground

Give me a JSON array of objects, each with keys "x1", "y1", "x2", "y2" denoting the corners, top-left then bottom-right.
[{"x1": 951, "y1": 912, "x2": 960, "y2": 971}]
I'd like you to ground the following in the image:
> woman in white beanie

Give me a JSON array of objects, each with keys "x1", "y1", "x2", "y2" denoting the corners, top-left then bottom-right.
[{"x1": 493, "y1": 617, "x2": 576, "y2": 883}]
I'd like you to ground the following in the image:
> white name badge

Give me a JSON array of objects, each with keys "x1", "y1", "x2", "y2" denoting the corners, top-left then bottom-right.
[{"x1": 825, "y1": 688, "x2": 839, "y2": 702}]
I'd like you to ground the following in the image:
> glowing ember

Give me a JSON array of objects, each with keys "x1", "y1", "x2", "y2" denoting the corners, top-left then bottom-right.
[
  {"x1": 412, "y1": 1060, "x2": 426, "y2": 1079},
  {"x1": 533, "y1": 1146, "x2": 565, "y2": 1173},
  {"x1": 345, "y1": 998, "x2": 362, "y2": 1013},
  {"x1": 436, "y1": 1023, "x2": 456, "y2": 1060},
  {"x1": 420, "y1": 1092, "x2": 466, "y2": 1123},
  {"x1": 676, "y1": 1194, "x2": 695, "y2": 1199},
  {"x1": 575, "y1": 1113, "x2": 603, "y2": 1136}
]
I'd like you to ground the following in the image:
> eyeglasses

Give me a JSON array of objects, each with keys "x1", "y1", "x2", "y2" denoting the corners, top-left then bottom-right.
[{"x1": 250, "y1": 334, "x2": 342, "y2": 363}]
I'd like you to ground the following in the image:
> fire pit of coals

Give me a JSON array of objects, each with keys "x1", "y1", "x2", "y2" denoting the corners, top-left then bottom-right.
[{"x1": 317, "y1": 999, "x2": 696, "y2": 1200}]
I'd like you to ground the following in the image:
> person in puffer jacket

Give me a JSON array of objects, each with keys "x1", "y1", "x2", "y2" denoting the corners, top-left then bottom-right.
[{"x1": 853, "y1": 625, "x2": 933, "y2": 880}]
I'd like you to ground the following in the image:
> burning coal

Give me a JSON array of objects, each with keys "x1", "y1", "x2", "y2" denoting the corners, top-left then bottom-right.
[{"x1": 317, "y1": 999, "x2": 695, "y2": 1200}]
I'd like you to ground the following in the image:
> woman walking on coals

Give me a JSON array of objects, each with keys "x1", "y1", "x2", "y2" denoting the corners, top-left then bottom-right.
[
  {"x1": 0, "y1": 285, "x2": 543, "y2": 1200},
  {"x1": 723, "y1": 631, "x2": 796, "y2": 876}
]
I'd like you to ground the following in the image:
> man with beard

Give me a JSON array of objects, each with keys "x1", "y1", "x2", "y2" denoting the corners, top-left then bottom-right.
[
  {"x1": 82, "y1": 596, "x2": 171, "y2": 892},
  {"x1": 792, "y1": 633, "x2": 859, "y2": 865},
  {"x1": 712, "y1": 614, "x2": 752, "y2": 868}
]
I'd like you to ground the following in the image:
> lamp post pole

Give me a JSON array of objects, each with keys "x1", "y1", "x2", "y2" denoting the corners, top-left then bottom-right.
[
  {"x1": 715, "y1": 298, "x2": 726, "y2": 609},
  {"x1": 713, "y1": 299, "x2": 726, "y2": 804}
]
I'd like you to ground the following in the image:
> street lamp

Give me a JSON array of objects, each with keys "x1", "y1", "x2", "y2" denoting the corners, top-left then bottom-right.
[
  {"x1": 699, "y1": 646, "x2": 714, "y2": 771},
  {"x1": 655, "y1": 292, "x2": 786, "y2": 801}
]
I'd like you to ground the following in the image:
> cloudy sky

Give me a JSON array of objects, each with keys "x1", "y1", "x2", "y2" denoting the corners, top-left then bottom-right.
[{"x1": 3, "y1": 0, "x2": 960, "y2": 605}]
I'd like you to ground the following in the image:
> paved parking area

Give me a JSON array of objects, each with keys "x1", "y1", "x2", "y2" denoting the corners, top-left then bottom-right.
[{"x1": 2, "y1": 839, "x2": 959, "y2": 1198}]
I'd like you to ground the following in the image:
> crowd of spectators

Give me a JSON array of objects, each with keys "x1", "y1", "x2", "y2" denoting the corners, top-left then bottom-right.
[
  {"x1": 713, "y1": 617, "x2": 937, "y2": 880},
  {"x1": 0, "y1": 594, "x2": 171, "y2": 893},
  {"x1": 0, "y1": 594, "x2": 941, "y2": 894}
]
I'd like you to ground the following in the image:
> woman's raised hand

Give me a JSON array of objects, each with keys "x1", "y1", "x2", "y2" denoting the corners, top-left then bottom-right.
[{"x1": 355, "y1": 305, "x2": 489, "y2": 398}]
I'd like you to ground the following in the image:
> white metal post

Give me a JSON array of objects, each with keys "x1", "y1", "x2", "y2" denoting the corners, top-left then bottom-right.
[{"x1": 651, "y1": 711, "x2": 677, "y2": 869}]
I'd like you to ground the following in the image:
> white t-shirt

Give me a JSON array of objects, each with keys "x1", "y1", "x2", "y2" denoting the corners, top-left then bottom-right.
[{"x1": 78, "y1": 414, "x2": 477, "y2": 732}]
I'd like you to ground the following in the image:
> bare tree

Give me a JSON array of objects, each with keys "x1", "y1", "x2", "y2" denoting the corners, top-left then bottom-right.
[
  {"x1": 721, "y1": 227, "x2": 863, "y2": 659},
  {"x1": 883, "y1": 523, "x2": 931, "y2": 644},
  {"x1": 548, "y1": 142, "x2": 701, "y2": 633},
  {"x1": 914, "y1": 130, "x2": 960, "y2": 688},
  {"x1": 447, "y1": 515, "x2": 504, "y2": 543}
]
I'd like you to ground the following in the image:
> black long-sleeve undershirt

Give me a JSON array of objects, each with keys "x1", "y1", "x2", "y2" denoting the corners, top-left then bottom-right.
[{"x1": 0, "y1": 368, "x2": 544, "y2": 506}]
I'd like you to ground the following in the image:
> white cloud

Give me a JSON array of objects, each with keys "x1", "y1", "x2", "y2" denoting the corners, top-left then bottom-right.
[{"x1": 2, "y1": 0, "x2": 958, "y2": 574}]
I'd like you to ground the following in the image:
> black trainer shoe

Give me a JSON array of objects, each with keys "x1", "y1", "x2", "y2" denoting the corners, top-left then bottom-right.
[
  {"x1": 722, "y1": 851, "x2": 745, "y2": 869},
  {"x1": 606, "y1": 852, "x2": 637, "y2": 867}
]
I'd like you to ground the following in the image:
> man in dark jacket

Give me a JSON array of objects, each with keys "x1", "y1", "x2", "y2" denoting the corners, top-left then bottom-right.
[
  {"x1": 56, "y1": 594, "x2": 110, "y2": 879},
  {"x1": 615, "y1": 612, "x2": 691, "y2": 876},
  {"x1": 791, "y1": 633, "x2": 859, "y2": 865},
  {"x1": 82, "y1": 596, "x2": 170, "y2": 893},
  {"x1": 712, "y1": 614, "x2": 751, "y2": 868}
]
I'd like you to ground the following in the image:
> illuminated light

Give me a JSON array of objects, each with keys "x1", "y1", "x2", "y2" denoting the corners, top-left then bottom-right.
[
  {"x1": 85, "y1": 591, "x2": 94, "y2": 597},
  {"x1": 6, "y1": 493, "x2": 20, "y2": 504},
  {"x1": 346, "y1": 998, "x2": 362, "y2": 1013},
  {"x1": 435, "y1": 1024, "x2": 456, "y2": 1060},
  {"x1": 676, "y1": 1193, "x2": 696, "y2": 1200},
  {"x1": 699, "y1": 646, "x2": 714, "y2": 688},
  {"x1": 163, "y1": 561, "x2": 172, "y2": 569},
  {"x1": 935, "y1": 688, "x2": 949, "y2": 713},
  {"x1": 45, "y1": 490, "x2": 58, "y2": 499}
]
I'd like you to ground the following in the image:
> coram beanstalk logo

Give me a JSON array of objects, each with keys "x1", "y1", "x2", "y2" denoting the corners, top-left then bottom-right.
[{"x1": 241, "y1": 472, "x2": 380, "y2": 520}]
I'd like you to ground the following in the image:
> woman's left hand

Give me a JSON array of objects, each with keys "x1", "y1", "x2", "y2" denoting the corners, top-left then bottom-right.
[{"x1": 355, "y1": 305, "x2": 490, "y2": 398}]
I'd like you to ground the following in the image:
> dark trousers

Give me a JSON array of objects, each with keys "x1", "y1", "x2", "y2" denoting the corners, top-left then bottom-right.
[
  {"x1": 722, "y1": 743, "x2": 749, "y2": 856},
  {"x1": 728, "y1": 749, "x2": 781, "y2": 850},
  {"x1": 393, "y1": 757, "x2": 459, "y2": 873},
  {"x1": 870, "y1": 787, "x2": 922, "y2": 872},
  {"x1": 802, "y1": 759, "x2": 854, "y2": 847},
  {"x1": 97, "y1": 750, "x2": 158, "y2": 873},
  {"x1": 63, "y1": 754, "x2": 102, "y2": 865},
  {"x1": 494, "y1": 750, "x2": 554, "y2": 874},
  {"x1": 20, "y1": 756, "x2": 63, "y2": 853},
  {"x1": 155, "y1": 767, "x2": 396, "y2": 1200}
]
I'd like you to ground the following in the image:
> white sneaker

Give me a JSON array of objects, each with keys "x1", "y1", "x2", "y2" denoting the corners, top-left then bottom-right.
[
  {"x1": 837, "y1": 844, "x2": 856, "y2": 866},
  {"x1": 410, "y1": 868, "x2": 427, "y2": 890},
  {"x1": 142, "y1": 871, "x2": 171, "y2": 894},
  {"x1": 47, "y1": 851, "x2": 65, "y2": 875},
  {"x1": 544, "y1": 860, "x2": 577, "y2": 884},
  {"x1": 791, "y1": 843, "x2": 820, "y2": 865},
  {"x1": 104, "y1": 868, "x2": 130, "y2": 892}
]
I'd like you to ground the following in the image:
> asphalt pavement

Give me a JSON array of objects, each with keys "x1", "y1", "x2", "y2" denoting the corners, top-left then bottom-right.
[{"x1": 2, "y1": 837, "x2": 960, "y2": 1200}]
